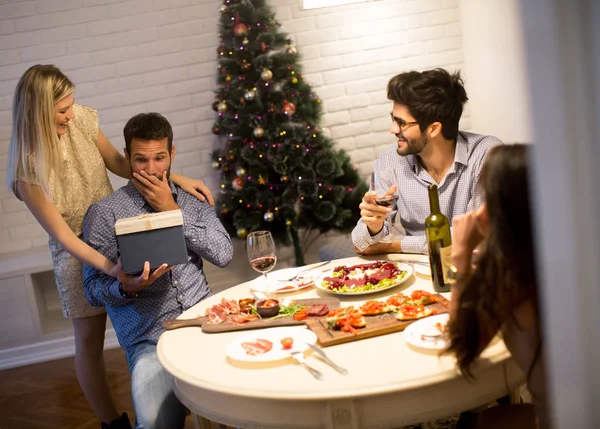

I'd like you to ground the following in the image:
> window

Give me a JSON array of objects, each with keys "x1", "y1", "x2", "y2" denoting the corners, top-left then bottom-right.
[{"x1": 301, "y1": 0, "x2": 381, "y2": 10}]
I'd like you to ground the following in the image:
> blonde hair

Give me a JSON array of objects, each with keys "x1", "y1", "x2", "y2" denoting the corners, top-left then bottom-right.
[{"x1": 6, "y1": 64, "x2": 74, "y2": 199}]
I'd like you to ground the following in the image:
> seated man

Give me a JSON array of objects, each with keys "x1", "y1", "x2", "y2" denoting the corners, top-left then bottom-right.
[
  {"x1": 83, "y1": 112, "x2": 233, "y2": 429},
  {"x1": 352, "y1": 68, "x2": 503, "y2": 255}
]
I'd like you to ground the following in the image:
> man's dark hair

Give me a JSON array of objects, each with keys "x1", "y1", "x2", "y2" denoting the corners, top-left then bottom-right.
[
  {"x1": 123, "y1": 112, "x2": 173, "y2": 153},
  {"x1": 387, "y1": 68, "x2": 468, "y2": 140}
]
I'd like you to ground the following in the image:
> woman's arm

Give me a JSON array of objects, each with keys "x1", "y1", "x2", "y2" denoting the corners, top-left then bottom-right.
[
  {"x1": 170, "y1": 173, "x2": 215, "y2": 205},
  {"x1": 18, "y1": 182, "x2": 116, "y2": 277},
  {"x1": 95, "y1": 129, "x2": 132, "y2": 179}
]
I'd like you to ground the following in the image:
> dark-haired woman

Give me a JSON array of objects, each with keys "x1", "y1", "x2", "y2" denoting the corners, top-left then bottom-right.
[{"x1": 447, "y1": 144, "x2": 547, "y2": 428}]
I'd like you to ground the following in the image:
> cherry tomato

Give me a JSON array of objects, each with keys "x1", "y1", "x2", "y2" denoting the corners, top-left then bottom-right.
[
  {"x1": 293, "y1": 310, "x2": 308, "y2": 320},
  {"x1": 281, "y1": 337, "x2": 294, "y2": 349}
]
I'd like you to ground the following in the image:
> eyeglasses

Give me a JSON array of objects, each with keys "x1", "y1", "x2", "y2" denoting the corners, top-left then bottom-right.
[{"x1": 390, "y1": 112, "x2": 419, "y2": 131}]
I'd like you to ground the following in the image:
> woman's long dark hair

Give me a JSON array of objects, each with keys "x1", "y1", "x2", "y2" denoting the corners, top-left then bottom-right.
[{"x1": 447, "y1": 144, "x2": 538, "y2": 377}]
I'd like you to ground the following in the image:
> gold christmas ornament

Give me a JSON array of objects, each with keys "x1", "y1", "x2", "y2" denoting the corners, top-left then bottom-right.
[
  {"x1": 285, "y1": 219, "x2": 293, "y2": 227},
  {"x1": 291, "y1": 77, "x2": 298, "y2": 84},
  {"x1": 253, "y1": 126, "x2": 265, "y2": 138},
  {"x1": 236, "y1": 167, "x2": 246, "y2": 177},
  {"x1": 242, "y1": 37, "x2": 249, "y2": 45},
  {"x1": 261, "y1": 68, "x2": 273, "y2": 82},
  {"x1": 225, "y1": 75, "x2": 232, "y2": 82},
  {"x1": 217, "y1": 101, "x2": 227, "y2": 113},
  {"x1": 212, "y1": 160, "x2": 220, "y2": 169},
  {"x1": 218, "y1": 4, "x2": 227, "y2": 13},
  {"x1": 263, "y1": 211, "x2": 274, "y2": 222},
  {"x1": 281, "y1": 175, "x2": 289, "y2": 183},
  {"x1": 236, "y1": 227, "x2": 248, "y2": 239},
  {"x1": 244, "y1": 89, "x2": 256, "y2": 101},
  {"x1": 286, "y1": 45, "x2": 297, "y2": 55}
]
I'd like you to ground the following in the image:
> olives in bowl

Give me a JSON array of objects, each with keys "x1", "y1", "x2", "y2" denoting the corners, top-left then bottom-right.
[{"x1": 256, "y1": 299, "x2": 280, "y2": 318}]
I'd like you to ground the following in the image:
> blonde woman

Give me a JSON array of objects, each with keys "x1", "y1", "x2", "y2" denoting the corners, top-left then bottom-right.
[{"x1": 6, "y1": 65, "x2": 214, "y2": 429}]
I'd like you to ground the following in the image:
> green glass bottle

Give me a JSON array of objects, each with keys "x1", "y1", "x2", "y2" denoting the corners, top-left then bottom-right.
[{"x1": 425, "y1": 184, "x2": 452, "y2": 292}]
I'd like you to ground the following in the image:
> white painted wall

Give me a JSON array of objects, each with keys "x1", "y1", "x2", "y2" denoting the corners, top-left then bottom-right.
[
  {"x1": 0, "y1": 0, "x2": 465, "y2": 296},
  {"x1": 458, "y1": 0, "x2": 532, "y2": 143}
]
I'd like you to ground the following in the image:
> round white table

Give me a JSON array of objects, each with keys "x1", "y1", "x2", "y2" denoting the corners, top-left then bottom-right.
[{"x1": 157, "y1": 255, "x2": 525, "y2": 429}]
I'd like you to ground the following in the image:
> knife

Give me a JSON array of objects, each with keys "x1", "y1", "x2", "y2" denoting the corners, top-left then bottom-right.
[{"x1": 306, "y1": 343, "x2": 348, "y2": 375}]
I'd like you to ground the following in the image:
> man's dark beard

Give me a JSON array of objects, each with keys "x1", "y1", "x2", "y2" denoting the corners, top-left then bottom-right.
[{"x1": 396, "y1": 132, "x2": 428, "y2": 156}]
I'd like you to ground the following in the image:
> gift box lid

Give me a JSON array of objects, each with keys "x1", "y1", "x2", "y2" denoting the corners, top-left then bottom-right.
[{"x1": 114, "y1": 209, "x2": 183, "y2": 236}]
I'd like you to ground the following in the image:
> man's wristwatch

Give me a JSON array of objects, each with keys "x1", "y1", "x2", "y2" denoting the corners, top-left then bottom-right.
[
  {"x1": 447, "y1": 264, "x2": 473, "y2": 282},
  {"x1": 118, "y1": 284, "x2": 139, "y2": 299}
]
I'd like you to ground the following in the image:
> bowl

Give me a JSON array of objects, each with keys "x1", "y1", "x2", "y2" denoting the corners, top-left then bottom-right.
[{"x1": 256, "y1": 299, "x2": 280, "y2": 318}]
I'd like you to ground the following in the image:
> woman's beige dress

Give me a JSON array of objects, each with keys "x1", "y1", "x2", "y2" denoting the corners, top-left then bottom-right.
[{"x1": 23, "y1": 105, "x2": 114, "y2": 318}]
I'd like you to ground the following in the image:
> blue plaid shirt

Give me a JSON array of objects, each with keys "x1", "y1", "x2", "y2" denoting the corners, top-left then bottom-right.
[{"x1": 83, "y1": 181, "x2": 233, "y2": 352}]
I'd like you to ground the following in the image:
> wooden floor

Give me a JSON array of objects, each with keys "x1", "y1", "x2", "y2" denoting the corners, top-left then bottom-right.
[{"x1": 0, "y1": 347, "x2": 219, "y2": 429}]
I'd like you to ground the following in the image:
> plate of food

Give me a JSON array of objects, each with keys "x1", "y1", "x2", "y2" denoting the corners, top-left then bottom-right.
[
  {"x1": 316, "y1": 261, "x2": 413, "y2": 295},
  {"x1": 226, "y1": 326, "x2": 318, "y2": 363},
  {"x1": 403, "y1": 313, "x2": 450, "y2": 350},
  {"x1": 251, "y1": 269, "x2": 318, "y2": 294}
]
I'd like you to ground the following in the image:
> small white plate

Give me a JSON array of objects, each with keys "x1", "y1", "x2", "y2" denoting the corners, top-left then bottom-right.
[
  {"x1": 316, "y1": 262, "x2": 413, "y2": 296},
  {"x1": 226, "y1": 327, "x2": 317, "y2": 363},
  {"x1": 251, "y1": 268, "x2": 319, "y2": 294},
  {"x1": 403, "y1": 313, "x2": 450, "y2": 350},
  {"x1": 413, "y1": 263, "x2": 431, "y2": 277}
]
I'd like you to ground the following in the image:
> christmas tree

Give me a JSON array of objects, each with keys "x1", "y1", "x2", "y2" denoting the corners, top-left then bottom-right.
[{"x1": 211, "y1": 0, "x2": 367, "y2": 266}]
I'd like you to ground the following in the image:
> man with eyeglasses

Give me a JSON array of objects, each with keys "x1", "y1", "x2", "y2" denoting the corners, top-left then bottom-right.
[{"x1": 351, "y1": 68, "x2": 503, "y2": 255}]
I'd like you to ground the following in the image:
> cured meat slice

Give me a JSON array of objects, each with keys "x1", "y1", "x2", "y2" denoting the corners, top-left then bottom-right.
[
  {"x1": 241, "y1": 339, "x2": 273, "y2": 355},
  {"x1": 206, "y1": 305, "x2": 228, "y2": 324},
  {"x1": 304, "y1": 303, "x2": 329, "y2": 317},
  {"x1": 229, "y1": 313, "x2": 259, "y2": 325},
  {"x1": 220, "y1": 298, "x2": 240, "y2": 314}
]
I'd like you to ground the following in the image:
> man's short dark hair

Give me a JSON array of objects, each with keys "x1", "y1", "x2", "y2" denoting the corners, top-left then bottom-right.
[
  {"x1": 387, "y1": 68, "x2": 468, "y2": 140},
  {"x1": 123, "y1": 112, "x2": 173, "y2": 153}
]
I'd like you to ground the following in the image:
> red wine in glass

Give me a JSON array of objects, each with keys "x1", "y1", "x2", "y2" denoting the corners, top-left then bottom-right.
[
  {"x1": 251, "y1": 256, "x2": 277, "y2": 273},
  {"x1": 247, "y1": 230, "x2": 277, "y2": 296},
  {"x1": 375, "y1": 194, "x2": 399, "y2": 207},
  {"x1": 375, "y1": 194, "x2": 400, "y2": 240}
]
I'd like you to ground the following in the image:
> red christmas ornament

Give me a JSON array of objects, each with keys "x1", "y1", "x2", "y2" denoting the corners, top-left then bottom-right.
[
  {"x1": 260, "y1": 42, "x2": 268, "y2": 52},
  {"x1": 233, "y1": 23, "x2": 248, "y2": 36},
  {"x1": 283, "y1": 101, "x2": 296, "y2": 116},
  {"x1": 232, "y1": 176, "x2": 244, "y2": 191}
]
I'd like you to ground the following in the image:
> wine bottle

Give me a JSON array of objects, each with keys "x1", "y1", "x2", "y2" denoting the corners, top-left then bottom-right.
[{"x1": 425, "y1": 184, "x2": 452, "y2": 292}]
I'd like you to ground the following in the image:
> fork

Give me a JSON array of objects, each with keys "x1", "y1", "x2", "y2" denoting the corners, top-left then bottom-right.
[
  {"x1": 290, "y1": 351, "x2": 324, "y2": 380},
  {"x1": 277, "y1": 260, "x2": 331, "y2": 282}
]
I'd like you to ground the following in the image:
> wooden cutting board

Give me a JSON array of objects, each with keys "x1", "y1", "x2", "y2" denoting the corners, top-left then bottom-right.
[
  {"x1": 161, "y1": 298, "x2": 340, "y2": 333},
  {"x1": 305, "y1": 301, "x2": 449, "y2": 347}
]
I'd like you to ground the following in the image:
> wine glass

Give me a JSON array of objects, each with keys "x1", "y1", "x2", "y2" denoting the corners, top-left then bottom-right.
[
  {"x1": 370, "y1": 172, "x2": 402, "y2": 241},
  {"x1": 247, "y1": 230, "x2": 277, "y2": 297}
]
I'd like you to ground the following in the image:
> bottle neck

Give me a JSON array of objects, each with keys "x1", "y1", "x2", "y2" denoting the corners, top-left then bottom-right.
[{"x1": 428, "y1": 184, "x2": 441, "y2": 214}]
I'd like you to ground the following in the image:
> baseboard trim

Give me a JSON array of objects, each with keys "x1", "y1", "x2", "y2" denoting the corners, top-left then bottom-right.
[{"x1": 0, "y1": 328, "x2": 121, "y2": 370}]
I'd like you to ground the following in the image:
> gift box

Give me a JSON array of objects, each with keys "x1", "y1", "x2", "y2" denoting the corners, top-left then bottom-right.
[{"x1": 115, "y1": 209, "x2": 188, "y2": 275}]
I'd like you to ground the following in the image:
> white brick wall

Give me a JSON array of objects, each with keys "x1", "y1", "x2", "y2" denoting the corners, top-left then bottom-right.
[{"x1": 0, "y1": 0, "x2": 464, "y2": 270}]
